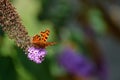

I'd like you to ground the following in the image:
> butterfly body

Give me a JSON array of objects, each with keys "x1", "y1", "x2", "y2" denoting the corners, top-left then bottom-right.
[{"x1": 32, "y1": 29, "x2": 56, "y2": 48}]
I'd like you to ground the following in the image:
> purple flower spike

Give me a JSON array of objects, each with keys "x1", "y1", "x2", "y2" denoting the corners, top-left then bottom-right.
[
  {"x1": 57, "y1": 47, "x2": 95, "y2": 77},
  {"x1": 27, "y1": 47, "x2": 47, "y2": 63}
]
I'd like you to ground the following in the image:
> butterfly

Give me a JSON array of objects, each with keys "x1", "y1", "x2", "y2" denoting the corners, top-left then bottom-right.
[{"x1": 32, "y1": 29, "x2": 56, "y2": 48}]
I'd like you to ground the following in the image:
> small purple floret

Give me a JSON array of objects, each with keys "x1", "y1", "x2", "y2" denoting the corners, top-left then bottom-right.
[{"x1": 27, "y1": 47, "x2": 47, "y2": 63}]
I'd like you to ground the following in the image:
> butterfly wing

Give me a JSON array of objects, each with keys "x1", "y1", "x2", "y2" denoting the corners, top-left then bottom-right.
[
  {"x1": 44, "y1": 42, "x2": 56, "y2": 48},
  {"x1": 32, "y1": 34, "x2": 41, "y2": 45},
  {"x1": 40, "y1": 29, "x2": 50, "y2": 42}
]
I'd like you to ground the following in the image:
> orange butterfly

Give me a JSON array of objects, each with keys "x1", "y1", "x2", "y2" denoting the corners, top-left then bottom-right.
[{"x1": 32, "y1": 29, "x2": 56, "y2": 48}]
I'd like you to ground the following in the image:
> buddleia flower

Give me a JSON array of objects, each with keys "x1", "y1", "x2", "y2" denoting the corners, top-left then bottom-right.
[
  {"x1": 27, "y1": 47, "x2": 47, "y2": 63},
  {"x1": 0, "y1": 0, "x2": 31, "y2": 51},
  {"x1": 57, "y1": 47, "x2": 95, "y2": 77}
]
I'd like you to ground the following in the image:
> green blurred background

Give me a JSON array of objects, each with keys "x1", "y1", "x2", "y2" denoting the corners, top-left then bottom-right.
[{"x1": 0, "y1": 0, "x2": 120, "y2": 80}]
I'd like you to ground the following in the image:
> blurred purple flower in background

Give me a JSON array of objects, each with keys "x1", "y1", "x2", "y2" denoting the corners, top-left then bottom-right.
[
  {"x1": 97, "y1": 59, "x2": 107, "y2": 80},
  {"x1": 27, "y1": 46, "x2": 47, "y2": 63},
  {"x1": 57, "y1": 47, "x2": 96, "y2": 77}
]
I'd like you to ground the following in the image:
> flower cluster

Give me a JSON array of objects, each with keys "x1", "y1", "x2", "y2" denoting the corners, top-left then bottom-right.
[
  {"x1": 0, "y1": 0, "x2": 31, "y2": 51},
  {"x1": 27, "y1": 47, "x2": 47, "y2": 63}
]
